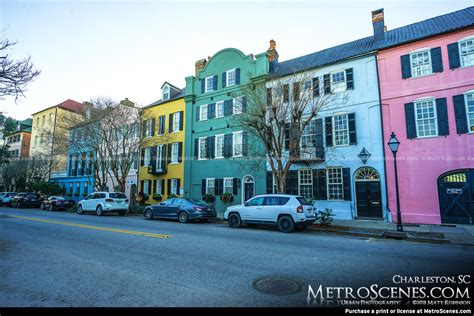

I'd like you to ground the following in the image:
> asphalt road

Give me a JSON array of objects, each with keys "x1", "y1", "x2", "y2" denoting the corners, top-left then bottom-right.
[{"x1": 1, "y1": 207, "x2": 473, "y2": 307}]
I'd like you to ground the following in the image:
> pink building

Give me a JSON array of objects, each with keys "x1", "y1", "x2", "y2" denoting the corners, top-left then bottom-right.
[{"x1": 376, "y1": 8, "x2": 474, "y2": 224}]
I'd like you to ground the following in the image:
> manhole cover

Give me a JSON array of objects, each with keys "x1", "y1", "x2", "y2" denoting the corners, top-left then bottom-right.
[{"x1": 252, "y1": 277, "x2": 302, "y2": 295}]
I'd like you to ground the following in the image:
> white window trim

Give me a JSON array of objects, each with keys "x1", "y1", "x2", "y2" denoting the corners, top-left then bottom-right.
[
  {"x1": 326, "y1": 167, "x2": 344, "y2": 201},
  {"x1": 171, "y1": 142, "x2": 179, "y2": 164},
  {"x1": 233, "y1": 97, "x2": 242, "y2": 115},
  {"x1": 199, "y1": 104, "x2": 208, "y2": 121},
  {"x1": 162, "y1": 85, "x2": 170, "y2": 101},
  {"x1": 226, "y1": 68, "x2": 237, "y2": 87},
  {"x1": 214, "y1": 134, "x2": 224, "y2": 159},
  {"x1": 198, "y1": 137, "x2": 207, "y2": 160},
  {"x1": 298, "y1": 169, "x2": 313, "y2": 197},
  {"x1": 330, "y1": 70, "x2": 347, "y2": 93},
  {"x1": 145, "y1": 119, "x2": 153, "y2": 138},
  {"x1": 458, "y1": 36, "x2": 474, "y2": 68},
  {"x1": 144, "y1": 147, "x2": 151, "y2": 166},
  {"x1": 206, "y1": 178, "x2": 215, "y2": 195},
  {"x1": 171, "y1": 179, "x2": 178, "y2": 195},
  {"x1": 414, "y1": 97, "x2": 438, "y2": 138},
  {"x1": 155, "y1": 179, "x2": 163, "y2": 195},
  {"x1": 409, "y1": 48, "x2": 433, "y2": 78},
  {"x1": 172, "y1": 112, "x2": 180, "y2": 133},
  {"x1": 205, "y1": 76, "x2": 214, "y2": 93},
  {"x1": 464, "y1": 90, "x2": 474, "y2": 133},
  {"x1": 232, "y1": 131, "x2": 243, "y2": 157},
  {"x1": 223, "y1": 177, "x2": 233, "y2": 194},
  {"x1": 215, "y1": 101, "x2": 224, "y2": 118},
  {"x1": 332, "y1": 113, "x2": 350, "y2": 147}
]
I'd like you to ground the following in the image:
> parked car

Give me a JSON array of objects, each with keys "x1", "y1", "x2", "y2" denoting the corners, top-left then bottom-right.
[
  {"x1": 223, "y1": 194, "x2": 316, "y2": 233},
  {"x1": 0, "y1": 192, "x2": 16, "y2": 206},
  {"x1": 77, "y1": 192, "x2": 129, "y2": 216},
  {"x1": 144, "y1": 198, "x2": 216, "y2": 223},
  {"x1": 10, "y1": 193, "x2": 44, "y2": 208},
  {"x1": 40, "y1": 196, "x2": 75, "y2": 211}
]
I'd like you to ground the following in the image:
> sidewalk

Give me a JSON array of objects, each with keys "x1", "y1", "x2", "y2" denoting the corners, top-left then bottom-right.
[{"x1": 306, "y1": 219, "x2": 474, "y2": 246}]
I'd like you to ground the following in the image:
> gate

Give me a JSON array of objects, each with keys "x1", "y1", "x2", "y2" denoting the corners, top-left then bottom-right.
[{"x1": 438, "y1": 170, "x2": 474, "y2": 224}]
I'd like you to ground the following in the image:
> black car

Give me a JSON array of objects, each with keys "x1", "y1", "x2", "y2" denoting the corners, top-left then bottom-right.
[
  {"x1": 144, "y1": 198, "x2": 216, "y2": 223},
  {"x1": 40, "y1": 196, "x2": 75, "y2": 211},
  {"x1": 11, "y1": 193, "x2": 43, "y2": 208}
]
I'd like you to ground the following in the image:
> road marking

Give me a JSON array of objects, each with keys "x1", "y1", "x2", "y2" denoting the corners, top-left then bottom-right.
[{"x1": 8, "y1": 215, "x2": 173, "y2": 239}]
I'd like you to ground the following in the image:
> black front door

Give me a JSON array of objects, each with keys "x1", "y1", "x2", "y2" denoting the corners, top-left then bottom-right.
[
  {"x1": 244, "y1": 182, "x2": 254, "y2": 202},
  {"x1": 438, "y1": 170, "x2": 474, "y2": 225},
  {"x1": 356, "y1": 181, "x2": 382, "y2": 218}
]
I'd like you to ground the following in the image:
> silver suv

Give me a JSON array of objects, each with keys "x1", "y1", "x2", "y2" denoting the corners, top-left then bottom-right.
[
  {"x1": 223, "y1": 194, "x2": 316, "y2": 233},
  {"x1": 77, "y1": 192, "x2": 129, "y2": 216}
]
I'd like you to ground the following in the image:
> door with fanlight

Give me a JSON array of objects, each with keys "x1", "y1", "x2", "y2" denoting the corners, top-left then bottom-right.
[{"x1": 354, "y1": 167, "x2": 382, "y2": 218}]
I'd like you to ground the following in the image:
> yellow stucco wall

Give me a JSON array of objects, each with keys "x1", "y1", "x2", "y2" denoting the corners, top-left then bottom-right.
[{"x1": 139, "y1": 97, "x2": 185, "y2": 204}]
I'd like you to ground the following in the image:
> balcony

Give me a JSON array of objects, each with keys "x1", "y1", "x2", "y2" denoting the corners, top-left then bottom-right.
[{"x1": 148, "y1": 164, "x2": 167, "y2": 175}]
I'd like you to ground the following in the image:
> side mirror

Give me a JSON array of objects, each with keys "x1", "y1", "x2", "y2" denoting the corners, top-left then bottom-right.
[
  {"x1": 160, "y1": 202, "x2": 165, "y2": 206},
  {"x1": 244, "y1": 202, "x2": 249, "y2": 207}
]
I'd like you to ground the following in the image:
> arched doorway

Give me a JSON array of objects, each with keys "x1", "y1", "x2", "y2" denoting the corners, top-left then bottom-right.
[
  {"x1": 242, "y1": 175, "x2": 255, "y2": 203},
  {"x1": 438, "y1": 170, "x2": 474, "y2": 225},
  {"x1": 354, "y1": 167, "x2": 382, "y2": 218}
]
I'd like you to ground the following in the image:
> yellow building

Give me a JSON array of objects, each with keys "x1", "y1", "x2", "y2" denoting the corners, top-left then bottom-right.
[
  {"x1": 139, "y1": 82, "x2": 185, "y2": 204},
  {"x1": 29, "y1": 99, "x2": 84, "y2": 177}
]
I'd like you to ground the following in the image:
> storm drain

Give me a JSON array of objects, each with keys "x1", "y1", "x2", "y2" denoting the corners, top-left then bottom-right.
[{"x1": 252, "y1": 277, "x2": 302, "y2": 296}]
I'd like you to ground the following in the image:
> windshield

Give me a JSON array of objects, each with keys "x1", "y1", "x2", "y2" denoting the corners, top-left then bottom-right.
[
  {"x1": 109, "y1": 193, "x2": 127, "y2": 199},
  {"x1": 185, "y1": 198, "x2": 208, "y2": 206},
  {"x1": 296, "y1": 197, "x2": 312, "y2": 206},
  {"x1": 52, "y1": 196, "x2": 66, "y2": 201}
]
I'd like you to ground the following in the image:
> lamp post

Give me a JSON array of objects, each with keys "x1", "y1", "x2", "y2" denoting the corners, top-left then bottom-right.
[{"x1": 387, "y1": 132, "x2": 403, "y2": 232}]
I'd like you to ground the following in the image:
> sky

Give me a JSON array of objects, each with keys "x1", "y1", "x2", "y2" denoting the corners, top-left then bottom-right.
[{"x1": 0, "y1": 0, "x2": 472, "y2": 121}]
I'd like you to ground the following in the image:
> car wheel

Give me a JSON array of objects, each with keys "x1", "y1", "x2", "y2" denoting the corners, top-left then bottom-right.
[
  {"x1": 178, "y1": 211, "x2": 188, "y2": 223},
  {"x1": 144, "y1": 209, "x2": 153, "y2": 220},
  {"x1": 96, "y1": 205, "x2": 103, "y2": 216},
  {"x1": 77, "y1": 205, "x2": 83, "y2": 215},
  {"x1": 277, "y1": 215, "x2": 295, "y2": 233},
  {"x1": 228, "y1": 213, "x2": 242, "y2": 228},
  {"x1": 40, "y1": 203, "x2": 45, "y2": 210},
  {"x1": 118, "y1": 210, "x2": 126, "y2": 216}
]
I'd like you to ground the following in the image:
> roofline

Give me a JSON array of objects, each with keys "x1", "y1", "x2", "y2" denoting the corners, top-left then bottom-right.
[
  {"x1": 143, "y1": 95, "x2": 184, "y2": 110},
  {"x1": 31, "y1": 104, "x2": 83, "y2": 116},
  {"x1": 160, "y1": 81, "x2": 182, "y2": 91}
]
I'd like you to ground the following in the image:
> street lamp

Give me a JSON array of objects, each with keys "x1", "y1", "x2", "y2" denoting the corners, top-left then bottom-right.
[{"x1": 387, "y1": 132, "x2": 403, "y2": 232}]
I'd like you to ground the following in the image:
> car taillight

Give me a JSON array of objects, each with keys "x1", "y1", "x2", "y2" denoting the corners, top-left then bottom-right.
[
  {"x1": 296, "y1": 205, "x2": 303, "y2": 213},
  {"x1": 105, "y1": 198, "x2": 113, "y2": 202}
]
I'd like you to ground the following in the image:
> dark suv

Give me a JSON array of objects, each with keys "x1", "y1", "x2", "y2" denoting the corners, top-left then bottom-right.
[{"x1": 11, "y1": 193, "x2": 44, "y2": 208}]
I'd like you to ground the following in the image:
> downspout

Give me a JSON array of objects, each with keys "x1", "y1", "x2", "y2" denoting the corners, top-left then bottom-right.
[{"x1": 48, "y1": 107, "x2": 58, "y2": 181}]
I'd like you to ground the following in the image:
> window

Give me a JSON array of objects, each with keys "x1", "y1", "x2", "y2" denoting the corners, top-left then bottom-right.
[
  {"x1": 84, "y1": 182, "x2": 89, "y2": 194},
  {"x1": 415, "y1": 99, "x2": 437, "y2": 137},
  {"x1": 330, "y1": 70, "x2": 346, "y2": 93},
  {"x1": 298, "y1": 169, "x2": 313, "y2": 199},
  {"x1": 162, "y1": 85, "x2": 170, "y2": 101},
  {"x1": 233, "y1": 97, "x2": 242, "y2": 115},
  {"x1": 247, "y1": 196, "x2": 264, "y2": 206},
  {"x1": 465, "y1": 92, "x2": 474, "y2": 132},
  {"x1": 410, "y1": 50, "x2": 432, "y2": 77},
  {"x1": 226, "y1": 69, "x2": 236, "y2": 86},
  {"x1": 171, "y1": 142, "x2": 179, "y2": 163},
  {"x1": 146, "y1": 119, "x2": 153, "y2": 137},
  {"x1": 42, "y1": 115, "x2": 45, "y2": 126},
  {"x1": 216, "y1": 101, "x2": 224, "y2": 118},
  {"x1": 206, "y1": 178, "x2": 215, "y2": 195},
  {"x1": 224, "y1": 178, "x2": 233, "y2": 194},
  {"x1": 143, "y1": 180, "x2": 150, "y2": 194},
  {"x1": 303, "y1": 80, "x2": 312, "y2": 91},
  {"x1": 156, "y1": 145, "x2": 164, "y2": 170},
  {"x1": 333, "y1": 114, "x2": 349, "y2": 146},
  {"x1": 199, "y1": 104, "x2": 208, "y2": 121},
  {"x1": 49, "y1": 113, "x2": 54, "y2": 122},
  {"x1": 301, "y1": 119, "x2": 316, "y2": 148},
  {"x1": 232, "y1": 131, "x2": 243, "y2": 157},
  {"x1": 283, "y1": 84, "x2": 289, "y2": 103},
  {"x1": 171, "y1": 179, "x2": 178, "y2": 195},
  {"x1": 155, "y1": 180, "x2": 163, "y2": 195},
  {"x1": 173, "y1": 112, "x2": 180, "y2": 132},
  {"x1": 327, "y1": 168, "x2": 343, "y2": 200},
  {"x1": 215, "y1": 134, "x2": 224, "y2": 158},
  {"x1": 459, "y1": 37, "x2": 474, "y2": 67},
  {"x1": 205, "y1": 76, "x2": 215, "y2": 92},
  {"x1": 198, "y1": 137, "x2": 207, "y2": 160},
  {"x1": 144, "y1": 147, "x2": 151, "y2": 166},
  {"x1": 36, "y1": 117, "x2": 39, "y2": 127}
]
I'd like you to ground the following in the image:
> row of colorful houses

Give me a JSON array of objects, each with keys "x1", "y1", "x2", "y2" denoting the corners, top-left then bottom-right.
[{"x1": 8, "y1": 6, "x2": 473, "y2": 226}]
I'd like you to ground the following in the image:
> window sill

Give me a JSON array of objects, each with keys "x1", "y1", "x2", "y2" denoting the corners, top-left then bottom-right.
[
  {"x1": 413, "y1": 134, "x2": 442, "y2": 140},
  {"x1": 407, "y1": 72, "x2": 436, "y2": 80},
  {"x1": 169, "y1": 162, "x2": 179, "y2": 165}
]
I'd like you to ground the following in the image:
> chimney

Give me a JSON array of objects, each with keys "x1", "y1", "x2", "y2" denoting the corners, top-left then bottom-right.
[
  {"x1": 371, "y1": 8, "x2": 385, "y2": 42},
  {"x1": 195, "y1": 58, "x2": 207, "y2": 76},
  {"x1": 266, "y1": 39, "x2": 279, "y2": 73}
]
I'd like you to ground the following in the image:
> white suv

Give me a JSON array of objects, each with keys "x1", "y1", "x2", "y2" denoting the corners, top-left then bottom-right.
[
  {"x1": 77, "y1": 192, "x2": 129, "y2": 216},
  {"x1": 223, "y1": 194, "x2": 316, "y2": 233}
]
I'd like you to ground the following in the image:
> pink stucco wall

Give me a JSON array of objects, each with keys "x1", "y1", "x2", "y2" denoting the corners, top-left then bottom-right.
[{"x1": 377, "y1": 28, "x2": 474, "y2": 224}]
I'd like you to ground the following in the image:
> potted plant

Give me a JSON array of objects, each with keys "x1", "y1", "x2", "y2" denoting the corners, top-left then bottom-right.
[
  {"x1": 168, "y1": 194, "x2": 177, "y2": 198},
  {"x1": 67, "y1": 191, "x2": 73, "y2": 197},
  {"x1": 202, "y1": 194, "x2": 215, "y2": 203},
  {"x1": 220, "y1": 193, "x2": 234, "y2": 204},
  {"x1": 82, "y1": 192, "x2": 88, "y2": 197},
  {"x1": 74, "y1": 191, "x2": 80, "y2": 197},
  {"x1": 152, "y1": 194, "x2": 162, "y2": 201}
]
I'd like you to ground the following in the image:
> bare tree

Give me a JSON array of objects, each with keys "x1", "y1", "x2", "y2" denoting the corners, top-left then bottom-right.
[
  {"x1": 0, "y1": 38, "x2": 41, "y2": 101},
  {"x1": 239, "y1": 71, "x2": 348, "y2": 193},
  {"x1": 1, "y1": 156, "x2": 49, "y2": 191}
]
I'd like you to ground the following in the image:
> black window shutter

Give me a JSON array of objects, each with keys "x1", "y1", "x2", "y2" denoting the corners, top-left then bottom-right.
[
  {"x1": 325, "y1": 117, "x2": 333, "y2": 147},
  {"x1": 242, "y1": 131, "x2": 248, "y2": 156},
  {"x1": 266, "y1": 171, "x2": 273, "y2": 194},
  {"x1": 312, "y1": 169, "x2": 318, "y2": 199},
  {"x1": 150, "y1": 147, "x2": 157, "y2": 171},
  {"x1": 342, "y1": 168, "x2": 351, "y2": 201},
  {"x1": 201, "y1": 79, "x2": 205, "y2": 93},
  {"x1": 161, "y1": 179, "x2": 165, "y2": 195},
  {"x1": 312, "y1": 77, "x2": 319, "y2": 97},
  {"x1": 404, "y1": 102, "x2": 417, "y2": 139},
  {"x1": 194, "y1": 139, "x2": 199, "y2": 160},
  {"x1": 177, "y1": 179, "x2": 181, "y2": 195},
  {"x1": 140, "y1": 180, "x2": 144, "y2": 194},
  {"x1": 224, "y1": 100, "x2": 232, "y2": 116},
  {"x1": 323, "y1": 74, "x2": 331, "y2": 94},
  {"x1": 196, "y1": 107, "x2": 200, "y2": 121},
  {"x1": 232, "y1": 178, "x2": 239, "y2": 195},
  {"x1": 168, "y1": 114, "x2": 173, "y2": 133},
  {"x1": 348, "y1": 113, "x2": 357, "y2": 145},
  {"x1": 315, "y1": 118, "x2": 324, "y2": 161},
  {"x1": 178, "y1": 142, "x2": 183, "y2": 162},
  {"x1": 436, "y1": 98, "x2": 449, "y2": 136},
  {"x1": 207, "y1": 136, "x2": 215, "y2": 159},
  {"x1": 140, "y1": 148, "x2": 145, "y2": 166},
  {"x1": 453, "y1": 94, "x2": 468, "y2": 134},
  {"x1": 346, "y1": 68, "x2": 354, "y2": 89},
  {"x1": 293, "y1": 82, "x2": 300, "y2": 101},
  {"x1": 161, "y1": 145, "x2": 167, "y2": 170},
  {"x1": 153, "y1": 180, "x2": 157, "y2": 194},
  {"x1": 213, "y1": 75, "x2": 218, "y2": 90},
  {"x1": 167, "y1": 143, "x2": 172, "y2": 164},
  {"x1": 201, "y1": 179, "x2": 206, "y2": 196},
  {"x1": 285, "y1": 171, "x2": 298, "y2": 195},
  {"x1": 242, "y1": 96, "x2": 247, "y2": 113},
  {"x1": 160, "y1": 116, "x2": 165, "y2": 134},
  {"x1": 167, "y1": 179, "x2": 171, "y2": 195},
  {"x1": 151, "y1": 118, "x2": 155, "y2": 136},
  {"x1": 142, "y1": 121, "x2": 146, "y2": 138},
  {"x1": 147, "y1": 180, "x2": 152, "y2": 195},
  {"x1": 400, "y1": 54, "x2": 412, "y2": 79},
  {"x1": 283, "y1": 84, "x2": 289, "y2": 102},
  {"x1": 317, "y1": 169, "x2": 327, "y2": 200},
  {"x1": 224, "y1": 134, "x2": 232, "y2": 158},
  {"x1": 222, "y1": 72, "x2": 226, "y2": 88},
  {"x1": 235, "y1": 68, "x2": 240, "y2": 84},
  {"x1": 447, "y1": 43, "x2": 461, "y2": 69},
  {"x1": 208, "y1": 103, "x2": 215, "y2": 119},
  {"x1": 430, "y1": 47, "x2": 443, "y2": 73},
  {"x1": 179, "y1": 111, "x2": 184, "y2": 131},
  {"x1": 284, "y1": 123, "x2": 290, "y2": 151},
  {"x1": 215, "y1": 179, "x2": 222, "y2": 195}
]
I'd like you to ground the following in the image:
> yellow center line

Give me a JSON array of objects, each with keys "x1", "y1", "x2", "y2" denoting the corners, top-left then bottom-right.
[{"x1": 8, "y1": 215, "x2": 173, "y2": 239}]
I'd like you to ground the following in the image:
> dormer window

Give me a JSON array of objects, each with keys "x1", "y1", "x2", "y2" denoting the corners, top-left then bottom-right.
[{"x1": 162, "y1": 85, "x2": 170, "y2": 101}]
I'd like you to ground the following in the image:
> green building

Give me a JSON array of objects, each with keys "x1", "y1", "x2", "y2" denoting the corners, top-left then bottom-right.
[{"x1": 183, "y1": 46, "x2": 272, "y2": 215}]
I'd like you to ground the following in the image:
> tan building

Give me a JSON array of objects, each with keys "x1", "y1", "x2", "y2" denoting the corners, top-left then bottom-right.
[{"x1": 29, "y1": 99, "x2": 84, "y2": 178}]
